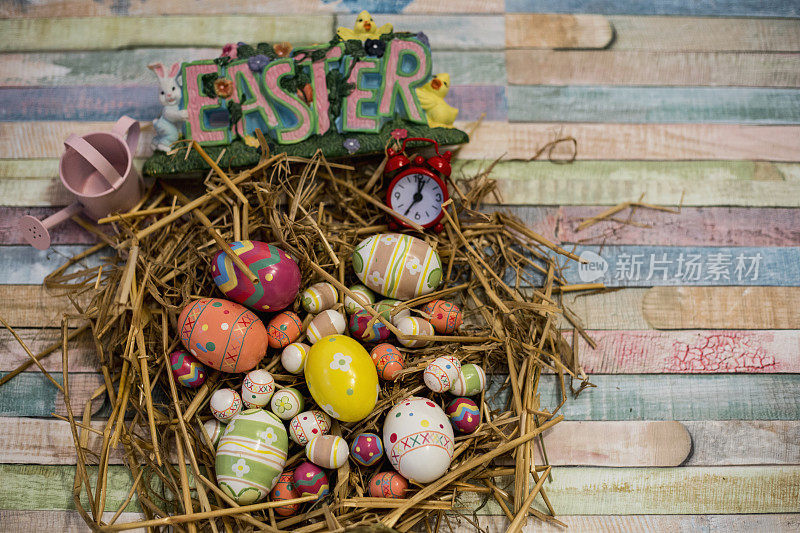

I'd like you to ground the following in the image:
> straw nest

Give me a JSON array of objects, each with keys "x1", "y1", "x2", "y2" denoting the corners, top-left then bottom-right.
[{"x1": 24, "y1": 136, "x2": 596, "y2": 532}]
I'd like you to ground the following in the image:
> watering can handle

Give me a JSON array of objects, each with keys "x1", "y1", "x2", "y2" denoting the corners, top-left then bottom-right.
[
  {"x1": 111, "y1": 115, "x2": 141, "y2": 157},
  {"x1": 63, "y1": 134, "x2": 122, "y2": 189}
]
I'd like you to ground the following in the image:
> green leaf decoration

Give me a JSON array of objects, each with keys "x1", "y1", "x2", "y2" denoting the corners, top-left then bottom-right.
[
  {"x1": 427, "y1": 267, "x2": 442, "y2": 289},
  {"x1": 237, "y1": 44, "x2": 256, "y2": 59},
  {"x1": 213, "y1": 56, "x2": 232, "y2": 67},
  {"x1": 256, "y1": 42, "x2": 279, "y2": 60},
  {"x1": 201, "y1": 72, "x2": 219, "y2": 99},
  {"x1": 344, "y1": 39, "x2": 366, "y2": 60},
  {"x1": 227, "y1": 101, "x2": 243, "y2": 138}
]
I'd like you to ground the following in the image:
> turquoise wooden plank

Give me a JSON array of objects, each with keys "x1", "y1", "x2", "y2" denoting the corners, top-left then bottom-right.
[
  {"x1": 508, "y1": 86, "x2": 800, "y2": 125},
  {"x1": 558, "y1": 246, "x2": 800, "y2": 287},
  {"x1": 505, "y1": 1, "x2": 800, "y2": 17},
  {"x1": 0, "y1": 372, "x2": 105, "y2": 418},
  {"x1": 0, "y1": 245, "x2": 109, "y2": 285},
  {"x1": 0, "y1": 84, "x2": 504, "y2": 122},
  {"x1": 486, "y1": 374, "x2": 800, "y2": 421}
]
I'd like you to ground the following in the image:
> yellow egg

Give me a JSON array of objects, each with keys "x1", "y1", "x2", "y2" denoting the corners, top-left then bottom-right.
[{"x1": 305, "y1": 335, "x2": 379, "y2": 423}]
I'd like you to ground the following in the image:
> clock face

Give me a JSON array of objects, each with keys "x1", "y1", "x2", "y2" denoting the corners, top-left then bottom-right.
[{"x1": 388, "y1": 171, "x2": 445, "y2": 226}]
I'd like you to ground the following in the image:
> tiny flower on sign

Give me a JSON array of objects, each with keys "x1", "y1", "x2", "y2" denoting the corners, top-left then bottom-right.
[
  {"x1": 273, "y1": 42, "x2": 292, "y2": 57},
  {"x1": 221, "y1": 43, "x2": 238, "y2": 58},
  {"x1": 247, "y1": 55, "x2": 270, "y2": 72},
  {"x1": 343, "y1": 138, "x2": 361, "y2": 154},
  {"x1": 214, "y1": 78, "x2": 234, "y2": 98},
  {"x1": 364, "y1": 39, "x2": 386, "y2": 58},
  {"x1": 390, "y1": 128, "x2": 408, "y2": 140}
]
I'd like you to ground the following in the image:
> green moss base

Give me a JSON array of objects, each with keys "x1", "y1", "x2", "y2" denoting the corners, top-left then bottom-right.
[{"x1": 142, "y1": 120, "x2": 469, "y2": 177}]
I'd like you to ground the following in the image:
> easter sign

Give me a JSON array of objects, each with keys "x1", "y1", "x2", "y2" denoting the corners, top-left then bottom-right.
[{"x1": 143, "y1": 13, "x2": 468, "y2": 176}]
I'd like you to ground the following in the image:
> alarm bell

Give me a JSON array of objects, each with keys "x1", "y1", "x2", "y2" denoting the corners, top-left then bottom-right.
[{"x1": 385, "y1": 147, "x2": 410, "y2": 174}]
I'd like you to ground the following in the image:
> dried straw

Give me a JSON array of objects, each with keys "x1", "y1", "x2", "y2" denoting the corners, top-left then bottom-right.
[{"x1": 9, "y1": 142, "x2": 597, "y2": 532}]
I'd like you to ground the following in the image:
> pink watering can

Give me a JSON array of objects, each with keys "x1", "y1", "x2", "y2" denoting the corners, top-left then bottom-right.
[{"x1": 19, "y1": 116, "x2": 143, "y2": 250}]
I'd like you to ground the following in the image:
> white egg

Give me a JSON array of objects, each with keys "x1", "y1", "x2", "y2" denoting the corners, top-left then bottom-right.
[
  {"x1": 307, "y1": 309, "x2": 347, "y2": 344},
  {"x1": 423, "y1": 356, "x2": 461, "y2": 393},
  {"x1": 241, "y1": 369, "x2": 275, "y2": 408},
  {"x1": 382, "y1": 396, "x2": 454, "y2": 483},
  {"x1": 281, "y1": 342, "x2": 310, "y2": 374},
  {"x1": 210, "y1": 388, "x2": 242, "y2": 423}
]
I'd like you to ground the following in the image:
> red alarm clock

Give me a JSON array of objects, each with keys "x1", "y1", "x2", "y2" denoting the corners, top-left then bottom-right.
[{"x1": 385, "y1": 137, "x2": 451, "y2": 233}]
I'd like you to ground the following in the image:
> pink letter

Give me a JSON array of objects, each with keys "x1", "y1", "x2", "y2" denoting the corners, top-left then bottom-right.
[
  {"x1": 378, "y1": 39, "x2": 430, "y2": 123},
  {"x1": 225, "y1": 61, "x2": 280, "y2": 136},
  {"x1": 308, "y1": 45, "x2": 343, "y2": 135},
  {"x1": 262, "y1": 60, "x2": 316, "y2": 144},
  {"x1": 343, "y1": 58, "x2": 381, "y2": 133},
  {"x1": 183, "y1": 62, "x2": 228, "y2": 144}
]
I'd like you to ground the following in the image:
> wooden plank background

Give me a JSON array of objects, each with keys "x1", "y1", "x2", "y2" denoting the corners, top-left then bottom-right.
[{"x1": 0, "y1": 1, "x2": 798, "y2": 531}]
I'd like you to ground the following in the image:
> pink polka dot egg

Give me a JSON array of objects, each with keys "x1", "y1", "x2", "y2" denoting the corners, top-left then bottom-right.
[
  {"x1": 350, "y1": 432, "x2": 384, "y2": 467},
  {"x1": 293, "y1": 461, "x2": 330, "y2": 499}
]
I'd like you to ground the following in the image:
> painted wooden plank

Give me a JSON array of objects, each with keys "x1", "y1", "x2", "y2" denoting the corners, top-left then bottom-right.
[
  {"x1": 684, "y1": 421, "x2": 800, "y2": 467},
  {"x1": 507, "y1": 50, "x2": 800, "y2": 88},
  {"x1": 0, "y1": 49, "x2": 505, "y2": 86},
  {"x1": 557, "y1": 206, "x2": 800, "y2": 247},
  {"x1": 0, "y1": 245, "x2": 109, "y2": 285},
  {"x1": 508, "y1": 86, "x2": 800, "y2": 124},
  {"x1": 504, "y1": 14, "x2": 613, "y2": 49},
  {"x1": 10, "y1": 121, "x2": 800, "y2": 162},
  {"x1": 481, "y1": 205, "x2": 559, "y2": 243},
  {"x1": 472, "y1": 515, "x2": 800, "y2": 533},
  {"x1": 0, "y1": 285, "x2": 91, "y2": 329},
  {"x1": 1, "y1": 329, "x2": 97, "y2": 373},
  {"x1": 454, "y1": 160, "x2": 800, "y2": 206},
  {"x1": 463, "y1": 466, "x2": 800, "y2": 515},
  {"x1": 506, "y1": 1, "x2": 800, "y2": 18},
  {"x1": 0, "y1": 84, "x2": 506, "y2": 122},
  {"x1": 0, "y1": 207, "x2": 98, "y2": 245},
  {"x1": 560, "y1": 246, "x2": 800, "y2": 287},
  {"x1": 560, "y1": 288, "x2": 650, "y2": 330},
  {"x1": 0, "y1": 372, "x2": 105, "y2": 417},
  {"x1": 643, "y1": 286, "x2": 800, "y2": 330},
  {"x1": 575, "y1": 330, "x2": 800, "y2": 373},
  {"x1": 0, "y1": 0, "x2": 503, "y2": 17},
  {"x1": 455, "y1": 122, "x2": 800, "y2": 162},
  {"x1": 0, "y1": 511, "x2": 145, "y2": 533},
  {"x1": 334, "y1": 14, "x2": 505, "y2": 50},
  {"x1": 609, "y1": 16, "x2": 800, "y2": 52},
  {"x1": 0, "y1": 16, "x2": 334, "y2": 52},
  {"x1": 532, "y1": 374, "x2": 800, "y2": 421}
]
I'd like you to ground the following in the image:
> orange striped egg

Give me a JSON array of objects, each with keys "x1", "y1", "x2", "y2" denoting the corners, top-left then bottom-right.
[
  {"x1": 267, "y1": 311, "x2": 303, "y2": 349},
  {"x1": 305, "y1": 434, "x2": 349, "y2": 469},
  {"x1": 420, "y1": 300, "x2": 463, "y2": 334}
]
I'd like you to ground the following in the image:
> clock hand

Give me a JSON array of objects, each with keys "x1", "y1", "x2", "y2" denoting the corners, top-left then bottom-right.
[{"x1": 405, "y1": 177, "x2": 428, "y2": 216}]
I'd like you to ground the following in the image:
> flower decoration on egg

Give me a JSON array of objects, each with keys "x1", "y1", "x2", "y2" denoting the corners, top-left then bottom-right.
[
  {"x1": 274, "y1": 396, "x2": 294, "y2": 414},
  {"x1": 405, "y1": 257, "x2": 422, "y2": 275},
  {"x1": 322, "y1": 403, "x2": 340, "y2": 419},
  {"x1": 257, "y1": 428, "x2": 278, "y2": 445},
  {"x1": 214, "y1": 78, "x2": 234, "y2": 98},
  {"x1": 329, "y1": 353, "x2": 352, "y2": 372},
  {"x1": 343, "y1": 138, "x2": 361, "y2": 154},
  {"x1": 367, "y1": 271, "x2": 385, "y2": 287},
  {"x1": 247, "y1": 54, "x2": 270, "y2": 72},
  {"x1": 232, "y1": 458, "x2": 250, "y2": 478},
  {"x1": 364, "y1": 39, "x2": 386, "y2": 57}
]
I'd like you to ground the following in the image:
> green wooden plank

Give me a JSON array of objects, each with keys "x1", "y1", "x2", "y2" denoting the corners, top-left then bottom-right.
[
  {"x1": 0, "y1": 49, "x2": 504, "y2": 86},
  {"x1": 453, "y1": 160, "x2": 800, "y2": 206},
  {"x1": 0, "y1": 16, "x2": 334, "y2": 51},
  {"x1": 509, "y1": 86, "x2": 800, "y2": 124}
]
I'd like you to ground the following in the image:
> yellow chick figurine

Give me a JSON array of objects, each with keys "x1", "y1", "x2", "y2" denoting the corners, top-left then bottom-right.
[
  {"x1": 415, "y1": 73, "x2": 458, "y2": 129},
  {"x1": 337, "y1": 10, "x2": 393, "y2": 42}
]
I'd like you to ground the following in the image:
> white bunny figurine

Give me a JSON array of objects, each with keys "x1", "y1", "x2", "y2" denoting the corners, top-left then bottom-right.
[{"x1": 148, "y1": 62, "x2": 189, "y2": 152}]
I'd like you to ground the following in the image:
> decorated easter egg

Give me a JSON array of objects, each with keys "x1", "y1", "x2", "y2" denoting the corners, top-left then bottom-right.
[
  {"x1": 451, "y1": 363, "x2": 486, "y2": 396},
  {"x1": 289, "y1": 410, "x2": 332, "y2": 445},
  {"x1": 270, "y1": 471, "x2": 300, "y2": 517},
  {"x1": 370, "y1": 343, "x2": 404, "y2": 381},
  {"x1": 169, "y1": 349, "x2": 207, "y2": 388},
  {"x1": 344, "y1": 284, "x2": 375, "y2": 314},
  {"x1": 307, "y1": 309, "x2": 347, "y2": 344},
  {"x1": 383, "y1": 396, "x2": 454, "y2": 483},
  {"x1": 281, "y1": 342, "x2": 310, "y2": 374},
  {"x1": 305, "y1": 335, "x2": 379, "y2": 422},
  {"x1": 352, "y1": 233, "x2": 442, "y2": 300},
  {"x1": 178, "y1": 298, "x2": 267, "y2": 373},
  {"x1": 210, "y1": 388, "x2": 242, "y2": 423},
  {"x1": 301, "y1": 282, "x2": 338, "y2": 313},
  {"x1": 306, "y1": 434, "x2": 349, "y2": 469},
  {"x1": 375, "y1": 299, "x2": 411, "y2": 326},
  {"x1": 396, "y1": 316, "x2": 434, "y2": 348},
  {"x1": 212, "y1": 240, "x2": 301, "y2": 312},
  {"x1": 267, "y1": 311, "x2": 302, "y2": 349},
  {"x1": 424, "y1": 356, "x2": 461, "y2": 393},
  {"x1": 270, "y1": 387, "x2": 304, "y2": 420},
  {"x1": 350, "y1": 432, "x2": 384, "y2": 467},
  {"x1": 348, "y1": 309, "x2": 391, "y2": 342},
  {"x1": 369, "y1": 471, "x2": 408, "y2": 498},
  {"x1": 445, "y1": 397, "x2": 481, "y2": 433},
  {"x1": 420, "y1": 300, "x2": 463, "y2": 335},
  {"x1": 216, "y1": 408, "x2": 288, "y2": 504},
  {"x1": 241, "y1": 369, "x2": 275, "y2": 409},
  {"x1": 201, "y1": 419, "x2": 226, "y2": 450},
  {"x1": 293, "y1": 461, "x2": 330, "y2": 499}
]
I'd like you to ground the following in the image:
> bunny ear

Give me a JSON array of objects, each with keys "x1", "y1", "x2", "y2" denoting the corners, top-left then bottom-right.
[
  {"x1": 147, "y1": 62, "x2": 165, "y2": 78},
  {"x1": 168, "y1": 62, "x2": 181, "y2": 79}
]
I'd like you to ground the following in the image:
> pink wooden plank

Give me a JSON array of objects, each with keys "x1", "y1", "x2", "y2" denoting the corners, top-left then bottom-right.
[
  {"x1": 480, "y1": 205, "x2": 559, "y2": 242},
  {"x1": 573, "y1": 330, "x2": 800, "y2": 373},
  {"x1": 0, "y1": 207, "x2": 98, "y2": 245},
  {"x1": 557, "y1": 206, "x2": 800, "y2": 247}
]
